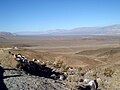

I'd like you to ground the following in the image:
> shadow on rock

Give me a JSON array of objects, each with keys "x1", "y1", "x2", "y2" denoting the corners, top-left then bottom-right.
[
  {"x1": 76, "y1": 86, "x2": 91, "y2": 90},
  {"x1": 19, "y1": 61, "x2": 65, "y2": 80},
  {"x1": 0, "y1": 66, "x2": 22, "y2": 90},
  {"x1": 0, "y1": 66, "x2": 8, "y2": 90}
]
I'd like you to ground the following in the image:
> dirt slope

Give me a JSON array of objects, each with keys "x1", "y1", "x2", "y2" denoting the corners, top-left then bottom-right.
[{"x1": 1, "y1": 47, "x2": 120, "y2": 90}]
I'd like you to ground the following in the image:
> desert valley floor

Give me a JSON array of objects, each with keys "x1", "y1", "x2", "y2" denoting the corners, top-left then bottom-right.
[{"x1": 1, "y1": 35, "x2": 120, "y2": 68}]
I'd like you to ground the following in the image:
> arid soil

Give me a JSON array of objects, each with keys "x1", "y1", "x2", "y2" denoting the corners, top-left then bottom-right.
[
  {"x1": 0, "y1": 35, "x2": 120, "y2": 90},
  {"x1": 1, "y1": 35, "x2": 120, "y2": 67}
]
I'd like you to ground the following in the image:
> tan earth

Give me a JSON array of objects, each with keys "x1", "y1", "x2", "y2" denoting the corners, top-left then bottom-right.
[{"x1": 0, "y1": 35, "x2": 120, "y2": 89}]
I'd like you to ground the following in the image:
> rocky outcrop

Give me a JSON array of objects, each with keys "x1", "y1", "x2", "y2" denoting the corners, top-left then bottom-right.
[{"x1": 2, "y1": 66, "x2": 69, "y2": 90}]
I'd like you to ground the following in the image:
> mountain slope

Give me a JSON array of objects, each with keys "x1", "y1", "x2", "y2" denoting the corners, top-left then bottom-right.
[
  {"x1": 0, "y1": 32, "x2": 16, "y2": 36},
  {"x1": 48, "y1": 24, "x2": 120, "y2": 35}
]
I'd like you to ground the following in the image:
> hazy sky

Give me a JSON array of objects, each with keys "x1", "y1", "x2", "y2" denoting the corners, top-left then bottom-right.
[{"x1": 0, "y1": 0, "x2": 120, "y2": 33}]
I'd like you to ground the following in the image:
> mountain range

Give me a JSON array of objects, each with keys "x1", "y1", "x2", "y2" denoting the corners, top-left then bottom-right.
[
  {"x1": 46, "y1": 24, "x2": 120, "y2": 35},
  {"x1": 0, "y1": 32, "x2": 16, "y2": 36},
  {"x1": 1, "y1": 24, "x2": 120, "y2": 35}
]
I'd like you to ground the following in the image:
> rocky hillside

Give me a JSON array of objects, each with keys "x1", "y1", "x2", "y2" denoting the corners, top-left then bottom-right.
[
  {"x1": 0, "y1": 48, "x2": 69, "y2": 90},
  {"x1": 1, "y1": 47, "x2": 120, "y2": 90},
  {"x1": 3, "y1": 68, "x2": 68, "y2": 90}
]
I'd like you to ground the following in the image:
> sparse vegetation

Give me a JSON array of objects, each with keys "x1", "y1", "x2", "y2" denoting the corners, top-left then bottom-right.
[
  {"x1": 62, "y1": 64, "x2": 69, "y2": 72},
  {"x1": 104, "y1": 68, "x2": 114, "y2": 77},
  {"x1": 78, "y1": 67, "x2": 82, "y2": 72},
  {"x1": 53, "y1": 60, "x2": 63, "y2": 68}
]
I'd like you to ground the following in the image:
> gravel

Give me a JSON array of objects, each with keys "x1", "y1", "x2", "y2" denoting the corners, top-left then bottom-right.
[{"x1": 3, "y1": 69, "x2": 69, "y2": 90}]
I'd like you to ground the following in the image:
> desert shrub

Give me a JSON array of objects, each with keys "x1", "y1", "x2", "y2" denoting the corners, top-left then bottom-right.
[
  {"x1": 92, "y1": 73, "x2": 98, "y2": 78},
  {"x1": 62, "y1": 64, "x2": 69, "y2": 72},
  {"x1": 104, "y1": 68, "x2": 114, "y2": 77},
  {"x1": 78, "y1": 67, "x2": 82, "y2": 72},
  {"x1": 53, "y1": 60, "x2": 63, "y2": 68}
]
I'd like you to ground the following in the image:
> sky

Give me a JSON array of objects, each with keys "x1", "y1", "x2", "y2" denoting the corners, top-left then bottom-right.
[{"x1": 0, "y1": 0, "x2": 120, "y2": 33}]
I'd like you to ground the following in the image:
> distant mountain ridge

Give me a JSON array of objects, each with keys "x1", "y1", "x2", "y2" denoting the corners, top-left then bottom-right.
[
  {"x1": 2, "y1": 24, "x2": 120, "y2": 35},
  {"x1": 47, "y1": 24, "x2": 120, "y2": 35},
  {"x1": 0, "y1": 32, "x2": 16, "y2": 36}
]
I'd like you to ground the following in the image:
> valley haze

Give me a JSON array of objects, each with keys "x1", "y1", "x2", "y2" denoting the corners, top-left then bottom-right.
[{"x1": 14, "y1": 24, "x2": 120, "y2": 35}]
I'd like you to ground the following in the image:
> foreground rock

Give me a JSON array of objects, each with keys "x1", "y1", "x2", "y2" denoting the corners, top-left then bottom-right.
[
  {"x1": 3, "y1": 48, "x2": 120, "y2": 90},
  {"x1": 3, "y1": 68, "x2": 69, "y2": 90}
]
